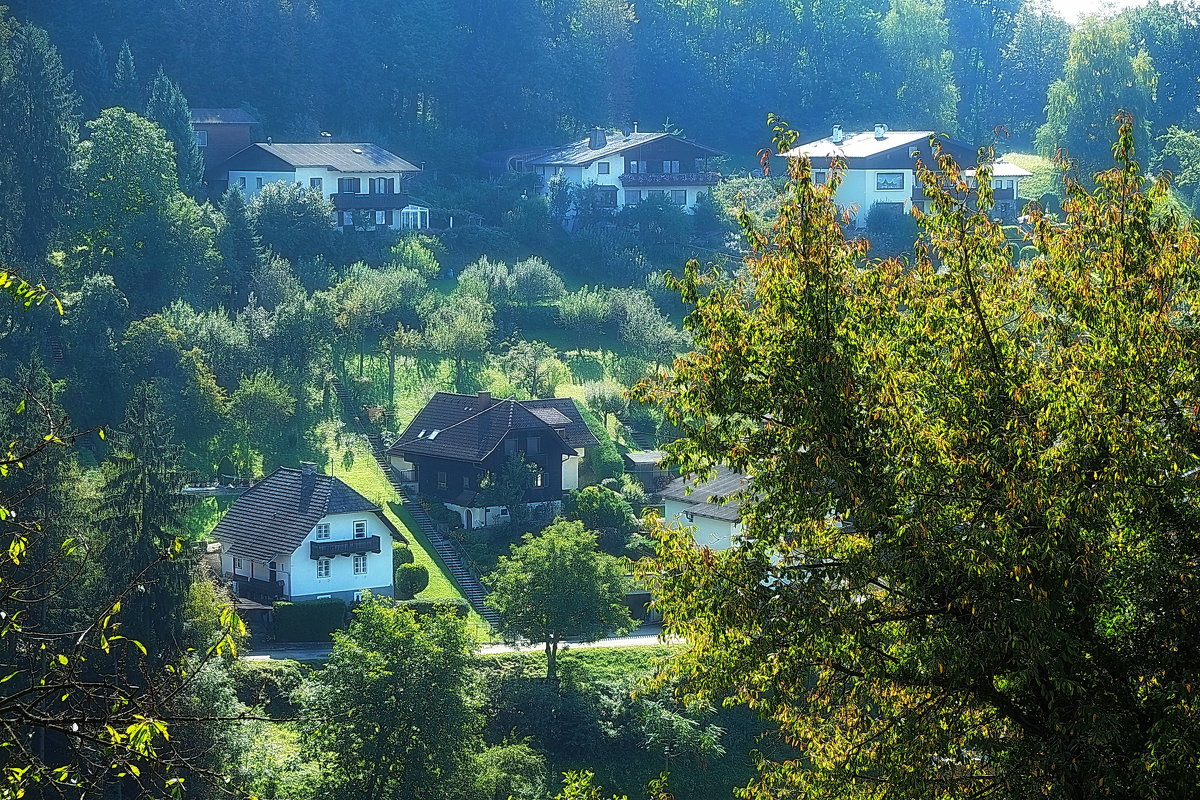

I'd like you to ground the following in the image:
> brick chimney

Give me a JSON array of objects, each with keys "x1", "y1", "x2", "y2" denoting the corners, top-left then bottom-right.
[
  {"x1": 477, "y1": 391, "x2": 492, "y2": 410},
  {"x1": 300, "y1": 461, "x2": 316, "y2": 475},
  {"x1": 588, "y1": 128, "x2": 607, "y2": 150}
]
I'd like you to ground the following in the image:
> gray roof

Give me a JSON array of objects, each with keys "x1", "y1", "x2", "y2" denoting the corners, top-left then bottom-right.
[
  {"x1": 966, "y1": 161, "x2": 1034, "y2": 178},
  {"x1": 782, "y1": 130, "x2": 932, "y2": 160},
  {"x1": 662, "y1": 466, "x2": 748, "y2": 523},
  {"x1": 211, "y1": 466, "x2": 404, "y2": 561},
  {"x1": 245, "y1": 142, "x2": 420, "y2": 173},
  {"x1": 388, "y1": 393, "x2": 598, "y2": 463},
  {"x1": 527, "y1": 131, "x2": 723, "y2": 167},
  {"x1": 190, "y1": 108, "x2": 257, "y2": 125}
]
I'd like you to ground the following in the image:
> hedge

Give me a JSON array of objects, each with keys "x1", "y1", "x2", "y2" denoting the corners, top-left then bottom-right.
[
  {"x1": 396, "y1": 598, "x2": 470, "y2": 618},
  {"x1": 272, "y1": 597, "x2": 347, "y2": 642},
  {"x1": 579, "y1": 405, "x2": 623, "y2": 481}
]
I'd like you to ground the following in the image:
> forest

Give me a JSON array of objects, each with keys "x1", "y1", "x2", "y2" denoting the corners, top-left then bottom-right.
[{"x1": 4, "y1": 0, "x2": 1200, "y2": 799}]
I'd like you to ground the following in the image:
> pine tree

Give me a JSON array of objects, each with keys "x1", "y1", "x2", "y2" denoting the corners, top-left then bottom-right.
[
  {"x1": 145, "y1": 67, "x2": 204, "y2": 196},
  {"x1": 111, "y1": 39, "x2": 140, "y2": 110},
  {"x1": 0, "y1": 20, "x2": 79, "y2": 263},
  {"x1": 215, "y1": 186, "x2": 262, "y2": 306},
  {"x1": 81, "y1": 34, "x2": 110, "y2": 120}
]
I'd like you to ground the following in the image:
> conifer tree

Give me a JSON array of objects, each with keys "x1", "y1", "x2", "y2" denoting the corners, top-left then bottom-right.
[
  {"x1": 82, "y1": 34, "x2": 110, "y2": 120},
  {"x1": 111, "y1": 39, "x2": 140, "y2": 110},
  {"x1": 0, "y1": 20, "x2": 79, "y2": 263},
  {"x1": 215, "y1": 187, "x2": 261, "y2": 306},
  {"x1": 145, "y1": 67, "x2": 204, "y2": 196}
]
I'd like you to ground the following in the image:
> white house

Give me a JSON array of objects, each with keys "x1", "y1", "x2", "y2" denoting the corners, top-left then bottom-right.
[
  {"x1": 217, "y1": 141, "x2": 430, "y2": 231},
  {"x1": 211, "y1": 463, "x2": 403, "y2": 604},
  {"x1": 780, "y1": 124, "x2": 1033, "y2": 226},
  {"x1": 511, "y1": 127, "x2": 723, "y2": 212},
  {"x1": 661, "y1": 466, "x2": 748, "y2": 551},
  {"x1": 386, "y1": 392, "x2": 598, "y2": 529}
]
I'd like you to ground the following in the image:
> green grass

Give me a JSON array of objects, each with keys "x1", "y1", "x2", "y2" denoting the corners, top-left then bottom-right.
[
  {"x1": 331, "y1": 437, "x2": 491, "y2": 636},
  {"x1": 182, "y1": 496, "x2": 227, "y2": 541},
  {"x1": 484, "y1": 644, "x2": 680, "y2": 684}
]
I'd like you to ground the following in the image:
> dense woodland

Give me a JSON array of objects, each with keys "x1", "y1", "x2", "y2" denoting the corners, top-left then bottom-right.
[{"x1": 5, "y1": 1, "x2": 1200, "y2": 799}]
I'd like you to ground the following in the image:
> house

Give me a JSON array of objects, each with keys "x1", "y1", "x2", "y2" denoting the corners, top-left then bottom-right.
[
  {"x1": 387, "y1": 391, "x2": 599, "y2": 528},
  {"x1": 512, "y1": 126, "x2": 723, "y2": 212},
  {"x1": 622, "y1": 450, "x2": 673, "y2": 493},
  {"x1": 780, "y1": 124, "x2": 1033, "y2": 226},
  {"x1": 661, "y1": 466, "x2": 748, "y2": 551},
  {"x1": 210, "y1": 463, "x2": 404, "y2": 604},
  {"x1": 216, "y1": 141, "x2": 430, "y2": 230},
  {"x1": 190, "y1": 108, "x2": 258, "y2": 192}
]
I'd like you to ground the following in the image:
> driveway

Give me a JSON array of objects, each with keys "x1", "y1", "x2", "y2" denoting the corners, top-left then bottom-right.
[{"x1": 241, "y1": 623, "x2": 678, "y2": 662}]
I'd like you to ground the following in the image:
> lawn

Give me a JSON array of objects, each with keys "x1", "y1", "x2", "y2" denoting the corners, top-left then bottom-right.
[{"x1": 330, "y1": 436, "x2": 492, "y2": 636}]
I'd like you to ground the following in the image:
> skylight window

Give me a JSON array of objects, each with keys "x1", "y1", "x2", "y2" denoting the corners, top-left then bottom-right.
[
  {"x1": 417, "y1": 429, "x2": 427, "y2": 438},
  {"x1": 428, "y1": 429, "x2": 441, "y2": 440}
]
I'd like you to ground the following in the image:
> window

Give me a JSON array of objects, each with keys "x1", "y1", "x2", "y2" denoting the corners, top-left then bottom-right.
[
  {"x1": 232, "y1": 557, "x2": 243, "y2": 572},
  {"x1": 194, "y1": 130, "x2": 208, "y2": 147},
  {"x1": 527, "y1": 436, "x2": 540, "y2": 454},
  {"x1": 238, "y1": 176, "x2": 246, "y2": 188},
  {"x1": 401, "y1": 206, "x2": 428, "y2": 230},
  {"x1": 256, "y1": 177, "x2": 263, "y2": 190},
  {"x1": 316, "y1": 557, "x2": 331, "y2": 579},
  {"x1": 597, "y1": 186, "x2": 618, "y2": 208},
  {"x1": 338, "y1": 177, "x2": 361, "y2": 194},
  {"x1": 353, "y1": 591, "x2": 364, "y2": 603},
  {"x1": 534, "y1": 471, "x2": 545, "y2": 488},
  {"x1": 628, "y1": 160, "x2": 641, "y2": 174},
  {"x1": 437, "y1": 471, "x2": 448, "y2": 489},
  {"x1": 684, "y1": 511, "x2": 695, "y2": 523},
  {"x1": 353, "y1": 554, "x2": 368, "y2": 575},
  {"x1": 814, "y1": 170, "x2": 827, "y2": 184},
  {"x1": 647, "y1": 189, "x2": 665, "y2": 200},
  {"x1": 268, "y1": 561, "x2": 277, "y2": 570},
  {"x1": 317, "y1": 594, "x2": 331, "y2": 599},
  {"x1": 315, "y1": 522, "x2": 331, "y2": 540},
  {"x1": 1005, "y1": 180, "x2": 1014, "y2": 190},
  {"x1": 341, "y1": 211, "x2": 354, "y2": 226},
  {"x1": 597, "y1": 161, "x2": 610, "y2": 175},
  {"x1": 310, "y1": 177, "x2": 323, "y2": 190},
  {"x1": 463, "y1": 475, "x2": 471, "y2": 488},
  {"x1": 671, "y1": 189, "x2": 687, "y2": 205},
  {"x1": 625, "y1": 190, "x2": 641, "y2": 205},
  {"x1": 876, "y1": 172, "x2": 905, "y2": 190},
  {"x1": 664, "y1": 160, "x2": 680, "y2": 173},
  {"x1": 353, "y1": 520, "x2": 367, "y2": 539},
  {"x1": 499, "y1": 507, "x2": 510, "y2": 517},
  {"x1": 375, "y1": 210, "x2": 386, "y2": 226}
]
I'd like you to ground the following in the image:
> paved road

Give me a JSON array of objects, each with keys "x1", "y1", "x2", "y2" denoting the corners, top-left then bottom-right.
[{"x1": 241, "y1": 624, "x2": 679, "y2": 662}]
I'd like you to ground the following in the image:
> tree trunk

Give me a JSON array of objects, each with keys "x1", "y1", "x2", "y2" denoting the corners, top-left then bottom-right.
[
  {"x1": 358, "y1": 335, "x2": 365, "y2": 376},
  {"x1": 387, "y1": 347, "x2": 396, "y2": 406},
  {"x1": 546, "y1": 636, "x2": 558, "y2": 681}
]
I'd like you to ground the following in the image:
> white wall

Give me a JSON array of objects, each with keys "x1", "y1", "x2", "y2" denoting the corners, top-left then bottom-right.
[
  {"x1": 663, "y1": 499, "x2": 740, "y2": 551},
  {"x1": 227, "y1": 170, "x2": 295, "y2": 198},
  {"x1": 562, "y1": 453, "x2": 581, "y2": 491},
  {"x1": 287, "y1": 511, "x2": 394, "y2": 600}
]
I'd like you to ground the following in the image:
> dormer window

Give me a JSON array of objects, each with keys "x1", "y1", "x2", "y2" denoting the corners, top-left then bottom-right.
[{"x1": 315, "y1": 523, "x2": 331, "y2": 540}]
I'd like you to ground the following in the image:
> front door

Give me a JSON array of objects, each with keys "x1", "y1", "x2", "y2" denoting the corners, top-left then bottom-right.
[{"x1": 465, "y1": 510, "x2": 473, "y2": 529}]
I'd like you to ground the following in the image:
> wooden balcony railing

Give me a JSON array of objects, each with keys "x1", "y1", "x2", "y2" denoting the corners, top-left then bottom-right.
[{"x1": 310, "y1": 535, "x2": 381, "y2": 560}]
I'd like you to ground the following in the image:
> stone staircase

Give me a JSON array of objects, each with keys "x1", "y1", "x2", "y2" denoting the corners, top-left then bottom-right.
[{"x1": 329, "y1": 375, "x2": 498, "y2": 627}]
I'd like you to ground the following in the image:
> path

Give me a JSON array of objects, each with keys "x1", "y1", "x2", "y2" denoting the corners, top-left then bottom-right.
[{"x1": 241, "y1": 624, "x2": 678, "y2": 662}]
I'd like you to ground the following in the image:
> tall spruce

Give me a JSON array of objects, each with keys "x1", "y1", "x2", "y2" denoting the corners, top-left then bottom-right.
[
  {"x1": 145, "y1": 67, "x2": 204, "y2": 196},
  {"x1": 0, "y1": 20, "x2": 79, "y2": 263},
  {"x1": 82, "y1": 34, "x2": 110, "y2": 120},
  {"x1": 100, "y1": 382, "x2": 193, "y2": 656},
  {"x1": 216, "y1": 187, "x2": 261, "y2": 306},
  {"x1": 111, "y1": 38, "x2": 140, "y2": 110}
]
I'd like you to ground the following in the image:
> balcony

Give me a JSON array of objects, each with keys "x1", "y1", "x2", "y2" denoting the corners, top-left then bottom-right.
[
  {"x1": 310, "y1": 535, "x2": 381, "y2": 560},
  {"x1": 620, "y1": 171, "x2": 720, "y2": 188},
  {"x1": 331, "y1": 192, "x2": 411, "y2": 211},
  {"x1": 227, "y1": 573, "x2": 286, "y2": 599}
]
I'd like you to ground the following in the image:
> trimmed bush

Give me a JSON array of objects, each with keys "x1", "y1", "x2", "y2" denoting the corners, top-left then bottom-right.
[
  {"x1": 395, "y1": 562, "x2": 430, "y2": 600},
  {"x1": 396, "y1": 598, "x2": 470, "y2": 618},
  {"x1": 273, "y1": 597, "x2": 346, "y2": 642},
  {"x1": 1019, "y1": 245, "x2": 1039, "y2": 263},
  {"x1": 393, "y1": 541, "x2": 414, "y2": 569}
]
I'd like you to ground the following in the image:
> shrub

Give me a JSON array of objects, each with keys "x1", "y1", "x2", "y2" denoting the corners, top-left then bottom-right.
[
  {"x1": 865, "y1": 202, "x2": 919, "y2": 257},
  {"x1": 227, "y1": 659, "x2": 305, "y2": 717},
  {"x1": 396, "y1": 598, "x2": 470, "y2": 618},
  {"x1": 273, "y1": 598, "x2": 346, "y2": 642},
  {"x1": 579, "y1": 405, "x2": 622, "y2": 482},
  {"x1": 393, "y1": 541, "x2": 415, "y2": 569},
  {"x1": 395, "y1": 562, "x2": 430, "y2": 600}
]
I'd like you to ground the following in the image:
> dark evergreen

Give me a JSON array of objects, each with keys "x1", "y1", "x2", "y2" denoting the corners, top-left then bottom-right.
[
  {"x1": 145, "y1": 67, "x2": 204, "y2": 196},
  {"x1": 81, "y1": 33, "x2": 109, "y2": 119},
  {"x1": 216, "y1": 187, "x2": 261, "y2": 306},
  {"x1": 111, "y1": 38, "x2": 139, "y2": 110}
]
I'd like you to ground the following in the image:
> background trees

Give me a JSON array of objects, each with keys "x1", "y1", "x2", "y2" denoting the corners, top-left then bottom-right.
[{"x1": 487, "y1": 520, "x2": 634, "y2": 680}]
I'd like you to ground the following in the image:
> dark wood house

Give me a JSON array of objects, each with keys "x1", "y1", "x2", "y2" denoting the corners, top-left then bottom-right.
[
  {"x1": 190, "y1": 108, "x2": 257, "y2": 194},
  {"x1": 387, "y1": 392, "x2": 598, "y2": 528}
]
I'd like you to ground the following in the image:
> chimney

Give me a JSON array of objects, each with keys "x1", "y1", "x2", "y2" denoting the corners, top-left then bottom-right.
[
  {"x1": 300, "y1": 461, "x2": 316, "y2": 475},
  {"x1": 874, "y1": 123, "x2": 887, "y2": 140},
  {"x1": 831, "y1": 124, "x2": 844, "y2": 144},
  {"x1": 477, "y1": 391, "x2": 492, "y2": 410},
  {"x1": 588, "y1": 127, "x2": 607, "y2": 150},
  {"x1": 632, "y1": 121, "x2": 639, "y2": 133}
]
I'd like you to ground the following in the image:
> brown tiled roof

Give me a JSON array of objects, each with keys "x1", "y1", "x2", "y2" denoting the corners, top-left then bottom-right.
[
  {"x1": 662, "y1": 466, "x2": 748, "y2": 522},
  {"x1": 387, "y1": 393, "x2": 598, "y2": 462},
  {"x1": 211, "y1": 466, "x2": 404, "y2": 561}
]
